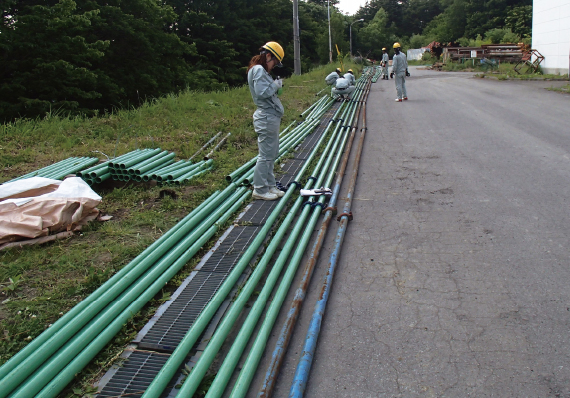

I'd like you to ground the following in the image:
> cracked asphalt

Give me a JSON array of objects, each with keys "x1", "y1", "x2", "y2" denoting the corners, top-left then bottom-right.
[{"x1": 246, "y1": 69, "x2": 570, "y2": 398}]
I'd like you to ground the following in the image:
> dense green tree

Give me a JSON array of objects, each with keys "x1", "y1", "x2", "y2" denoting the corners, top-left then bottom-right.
[
  {"x1": 402, "y1": 0, "x2": 442, "y2": 35},
  {"x1": 358, "y1": 8, "x2": 396, "y2": 60},
  {"x1": 0, "y1": 0, "x2": 107, "y2": 120},
  {"x1": 505, "y1": 5, "x2": 532, "y2": 38}
]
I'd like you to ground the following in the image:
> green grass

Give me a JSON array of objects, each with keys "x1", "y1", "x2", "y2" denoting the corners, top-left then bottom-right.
[
  {"x1": 547, "y1": 84, "x2": 570, "y2": 94},
  {"x1": 0, "y1": 61, "x2": 363, "y2": 396},
  {"x1": 439, "y1": 60, "x2": 569, "y2": 81}
]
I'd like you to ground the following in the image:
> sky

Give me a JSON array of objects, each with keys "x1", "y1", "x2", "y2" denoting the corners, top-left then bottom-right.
[{"x1": 336, "y1": 0, "x2": 368, "y2": 15}]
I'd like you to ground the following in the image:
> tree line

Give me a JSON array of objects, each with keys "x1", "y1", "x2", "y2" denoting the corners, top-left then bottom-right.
[{"x1": 0, "y1": 0, "x2": 532, "y2": 121}]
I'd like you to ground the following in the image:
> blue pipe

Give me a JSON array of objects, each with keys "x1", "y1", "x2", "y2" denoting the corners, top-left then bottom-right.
[{"x1": 289, "y1": 78, "x2": 371, "y2": 398}]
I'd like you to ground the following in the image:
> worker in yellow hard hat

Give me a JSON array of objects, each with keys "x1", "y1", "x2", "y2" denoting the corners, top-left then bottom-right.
[
  {"x1": 344, "y1": 69, "x2": 356, "y2": 86},
  {"x1": 325, "y1": 68, "x2": 342, "y2": 86},
  {"x1": 247, "y1": 41, "x2": 286, "y2": 201},
  {"x1": 381, "y1": 47, "x2": 389, "y2": 80},
  {"x1": 390, "y1": 42, "x2": 410, "y2": 101}
]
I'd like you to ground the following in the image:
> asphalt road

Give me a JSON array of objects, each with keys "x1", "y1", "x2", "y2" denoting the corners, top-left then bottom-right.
[{"x1": 247, "y1": 69, "x2": 570, "y2": 398}]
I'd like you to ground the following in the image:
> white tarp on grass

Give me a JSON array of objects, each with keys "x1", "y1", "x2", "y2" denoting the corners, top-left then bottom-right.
[{"x1": 0, "y1": 177, "x2": 101, "y2": 247}]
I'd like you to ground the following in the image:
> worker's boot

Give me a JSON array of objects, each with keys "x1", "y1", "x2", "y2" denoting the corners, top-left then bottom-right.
[
  {"x1": 252, "y1": 190, "x2": 279, "y2": 201},
  {"x1": 269, "y1": 187, "x2": 285, "y2": 197}
]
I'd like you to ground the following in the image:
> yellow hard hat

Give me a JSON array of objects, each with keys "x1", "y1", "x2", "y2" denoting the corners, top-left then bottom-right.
[
  {"x1": 382, "y1": 47, "x2": 387, "y2": 51},
  {"x1": 393, "y1": 42, "x2": 401, "y2": 49},
  {"x1": 348, "y1": 69, "x2": 353, "y2": 73},
  {"x1": 262, "y1": 42, "x2": 284, "y2": 66}
]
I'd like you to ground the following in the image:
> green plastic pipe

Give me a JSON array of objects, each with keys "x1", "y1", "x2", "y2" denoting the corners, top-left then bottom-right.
[
  {"x1": 25, "y1": 189, "x2": 252, "y2": 398},
  {"x1": 108, "y1": 150, "x2": 144, "y2": 168},
  {"x1": 135, "y1": 153, "x2": 176, "y2": 175},
  {"x1": 131, "y1": 151, "x2": 169, "y2": 174},
  {"x1": 179, "y1": 167, "x2": 212, "y2": 184},
  {"x1": 179, "y1": 140, "x2": 342, "y2": 398},
  {"x1": 178, "y1": 101, "x2": 351, "y2": 398},
  {"x1": 148, "y1": 160, "x2": 187, "y2": 178},
  {"x1": 37, "y1": 157, "x2": 88, "y2": 178},
  {"x1": 174, "y1": 160, "x2": 212, "y2": 182},
  {"x1": 7, "y1": 188, "x2": 249, "y2": 398},
  {"x1": 8, "y1": 158, "x2": 78, "y2": 182},
  {"x1": 169, "y1": 160, "x2": 210, "y2": 181},
  {"x1": 142, "y1": 159, "x2": 176, "y2": 181},
  {"x1": 119, "y1": 148, "x2": 161, "y2": 169},
  {"x1": 94, "y1": 173, "x2": 111, "y2": 184},
  {"x1": 228, "y1": 85, "x2": 366, "y2": 398},
  {"x1": 141, "y1": 100, "x2": 346, "y2": 398},
  {"x1": 0, "y1": 189, "x2": 226, "y2": 386},
  {"x1": 278, "y1": 120, "x2": 296, "y2": 138},
  {"x1": 52, "y1": 158, "x2": 99, "y2": 180}
]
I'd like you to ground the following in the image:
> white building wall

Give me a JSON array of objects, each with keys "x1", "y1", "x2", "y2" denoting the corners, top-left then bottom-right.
[{"x1": 532, "y1": 0, "x2": 570, "y2": 74}]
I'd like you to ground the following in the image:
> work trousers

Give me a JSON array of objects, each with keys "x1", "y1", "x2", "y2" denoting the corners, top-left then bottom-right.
[
  {"x1": 381, "y1": 64, "x2": 388, "y2": 77},
  {"x1": 252, "y1": 109, "x2": 281, "y2": 194},
  {"x1": 331, "y1": 85, "x2": 356, "y2": 98},
  {"x1": 395, "y1": 72, "x2": 407, "y2": 99}
]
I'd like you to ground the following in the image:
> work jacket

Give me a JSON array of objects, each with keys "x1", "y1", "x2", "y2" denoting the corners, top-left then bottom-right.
[
  {"x1": 382, "y1": 53, "x2": 389, "y2": 65},
  {"x1": 344, "y1": 73, "x2": 356, "y2": 85},
  {"x1": 335, "y1": 77, "x2": 350, "y2": 90},
  {"x1": 247, "y1": 65, "x2": 284, "y2": 117},
  {"x1": 392, "y1": 52, "x2": 408, "y2": 75},
  {"x1": 325, "y1": 71, "x2": 340, "y2": 85}
]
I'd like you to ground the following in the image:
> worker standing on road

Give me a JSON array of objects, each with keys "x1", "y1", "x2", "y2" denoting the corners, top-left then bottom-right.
[
  {"x1": 325, "y1": 68, "x2": 342, "y2": 86},
  {"x1": 381, "y1": 48, "x2": 389, "y2": 80},
  {"x1": 390, "y1": 42, "x2": 410, "y2": 102},
  {"x1": 247, "y1": 41, "x2": 286, "y2": 201},
  {"x1": 344, "y1": 69, "x2": 356, "y2": 86}
]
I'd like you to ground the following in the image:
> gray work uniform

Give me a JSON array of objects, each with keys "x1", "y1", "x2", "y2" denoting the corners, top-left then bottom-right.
[
  {"x1": 344, "y1": 73, "x2": 356, "y2": 85},
  {"x1": 325, "y1": 71, "x2": 340, "y2": 85},
  {"x1": 247, "y1": 65, "x2": 284, "y2": 194},
  {"x1": 392, "y1": 52, "x2": 408, "y2": 99},
  {"x1": 381, "y1": 53, "x2": 389, "y2": 77},
  {"x1": 331, "y1": 77, "x2": 356, "y2": 98}
]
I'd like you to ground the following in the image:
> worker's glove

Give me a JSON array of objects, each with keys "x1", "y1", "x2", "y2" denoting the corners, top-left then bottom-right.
[
  {"x1": 390, "y1": 72, "x2": 394, "y2": 79},
  {"x1": 405, "y1": 69, "x2": 410, "y2": 77},
  {"x1": 274, "y1": 78, "x2": 283, "y2": 89}
]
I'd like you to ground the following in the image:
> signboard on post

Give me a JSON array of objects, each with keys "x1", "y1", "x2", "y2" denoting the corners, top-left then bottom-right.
[{"x1": 471, "y1": 50, "x2": 477, "y2": 58}]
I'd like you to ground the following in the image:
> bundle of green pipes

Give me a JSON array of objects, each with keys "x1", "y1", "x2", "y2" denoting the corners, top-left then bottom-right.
[
  {"x1": 4, "y1": 157, "x2": 99, "y2": 184},
  {"x1": 0, "y1": 89, "x2": 337, "y2": 398},
  {"x1": 139, "y1": 71, "x2": 372, "y2": 398},
  {"x1": 371, "y1": 65, "x2": 382, "y2": 82},
  {"x1": 77, "y1": 149, "x2": 213, "y2": 185}
]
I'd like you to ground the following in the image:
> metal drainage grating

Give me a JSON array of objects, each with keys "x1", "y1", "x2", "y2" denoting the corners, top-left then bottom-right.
[
  {"x1": 97, "y1": 350, "x2": 171, "y2": 398},
  {"x1": 199, "y1": 226, "x2": 261, "y2": 273},
  {"x1": 96, "y1": 101, "x2": 342, "y2": 397},
  {"x1": 239, "y1": 201, "x2": 278, "y2": 226},
  {"x1": 137, "y1": 271, "x2": 229, "y2": 351}
]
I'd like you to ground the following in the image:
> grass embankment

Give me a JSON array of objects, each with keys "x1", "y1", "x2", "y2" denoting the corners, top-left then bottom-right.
[{"x1": 0, "y1": 62, "x2": 362, "y2": 397}]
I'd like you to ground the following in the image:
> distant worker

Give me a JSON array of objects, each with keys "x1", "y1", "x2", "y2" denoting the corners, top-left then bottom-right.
[
  {"x1": 325, "y1": 68, "x2": 342, "y2": 86},
  {"x1": 247, "y1": 41, "x2": 286, "y2": 201},
  {"x1": 381, "y1": 48, "x2": 389, "y2": 80},
  {"x1": 390, "y1": 42, "x2": 410, "y2": 102},
  {"x1": 344, "y1": 69, "x2": 356, "y2": 86},
  {"x1": 331, "y1": 75, "x2": 355, "y2": 100}
]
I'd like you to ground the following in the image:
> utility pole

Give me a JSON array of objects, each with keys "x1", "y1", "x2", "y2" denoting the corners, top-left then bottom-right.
[
  {"x1": 328, "y1": 0, "x2": 333, "y2": 63},
  {"x1": 350, "y1": 19, "x2": 364, "y2": 57},
  {"x1": 293, "y1": 0, "x2": 301, "y2": 75}
]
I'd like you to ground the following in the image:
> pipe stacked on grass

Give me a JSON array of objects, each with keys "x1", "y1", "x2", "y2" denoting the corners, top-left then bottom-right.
[
  {"x1": 0, "y1": 92, "x2": 336, "y2": 398},
  {"x1": 77, "y1": 148, "x2": 213, "y2": 185},
  {"x1": 4, "y1": 157, "x2": 99, "y2": 184}
]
